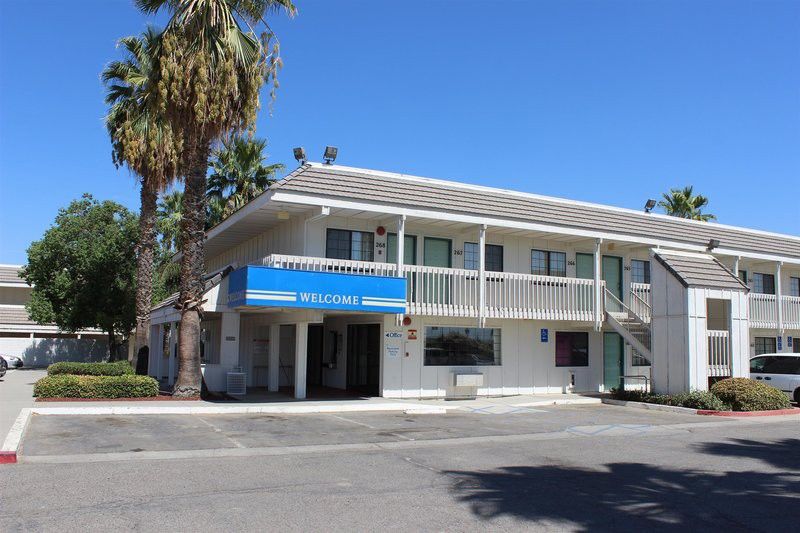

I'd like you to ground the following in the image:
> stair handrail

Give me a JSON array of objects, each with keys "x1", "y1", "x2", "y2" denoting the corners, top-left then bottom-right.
[
  {"x1": 629, "y1": 289, "x2": 652, "y2": 322},
  {"x1": 604, "y1": 288, "x2": 649, "y2": 329}
]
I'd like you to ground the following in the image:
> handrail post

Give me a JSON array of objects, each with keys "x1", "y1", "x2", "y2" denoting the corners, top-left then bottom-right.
[{"x1": 478, "y1": 224, "x2": 487, "y2": 327}]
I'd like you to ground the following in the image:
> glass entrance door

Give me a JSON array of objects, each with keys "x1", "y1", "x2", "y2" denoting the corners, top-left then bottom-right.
[
  {"x1": 603, "y1": 332, "x2": 624, "y2": 391},
  {"x1": 347, "y1": 324, "x2": 381, "y2": 396}
]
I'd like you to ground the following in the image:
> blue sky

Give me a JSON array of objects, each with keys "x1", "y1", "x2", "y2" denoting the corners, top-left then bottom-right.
[{"x1": 1, "y1": 0, "x2": 798, "y2": 264}]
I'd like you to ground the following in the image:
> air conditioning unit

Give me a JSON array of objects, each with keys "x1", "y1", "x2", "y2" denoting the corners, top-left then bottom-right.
[{"x1": 226, "y1": 370, "x2": 247, "y2": 396}]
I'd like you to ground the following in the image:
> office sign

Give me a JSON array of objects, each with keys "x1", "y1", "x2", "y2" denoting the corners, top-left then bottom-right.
[{"x1": 228, "y1": 265, "x2": 407, "y2": 314}]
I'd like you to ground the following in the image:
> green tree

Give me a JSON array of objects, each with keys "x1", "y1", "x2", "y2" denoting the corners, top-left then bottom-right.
[
  {"x1": 135, "y1": 0, "x2": 296, "y2": 396},
  {"x1": 207, "y1": 135, "x2": 283, "y2": 226},
  {"x1": 658, "y1": 186, "x2": 716, "y2": 221},
  {"x1": 21, "y1": 195, "x2": 138, "y2": 359},
  {"x1": 103, "y1": 27, "x2": 180, "y2": 371}
]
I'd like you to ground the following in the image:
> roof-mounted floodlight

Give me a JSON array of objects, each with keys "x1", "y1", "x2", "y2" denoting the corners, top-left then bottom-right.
[
  {"x1": 707, "y1": 238, "x2": 720, "y2": 251},
  {"x1": 323, "y1": 146, "x2": 338, "y2": 165},
  {"x1": 644, "y1": 199, "x2": 657, "y2": 213},
  {"x1": 293, "y1": 147, "x2": 306, "y2": 164}
]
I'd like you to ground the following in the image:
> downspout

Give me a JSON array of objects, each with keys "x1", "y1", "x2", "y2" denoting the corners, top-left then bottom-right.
[
  {"x1": 776, "y1": 261, "x2": 784, "y2": 351},
  {"x1": 479, "y1": 224, "x2": 487, "y2": 328},
  {"x1": 303, "y1": 206, "x2": 330, "y2": 256},
  {"x1": 594, "y1": 238, "x2": 603, "y2": 331},
  {"x1": 396, "y1": 215, "x2": 406, "y2": 327}
]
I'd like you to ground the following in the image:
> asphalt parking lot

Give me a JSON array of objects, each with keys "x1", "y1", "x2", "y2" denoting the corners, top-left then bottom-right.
[{"x1": 22, "y1": 403, "x2": 726, "y2": 459}]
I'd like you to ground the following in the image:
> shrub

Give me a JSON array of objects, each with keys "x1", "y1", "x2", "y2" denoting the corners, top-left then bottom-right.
[
  {"x1": 34, "y1": 374, "x2": 159, "y2": 399},
  {"x1": 47, "y1": 361, "x2": 134, "y2": 377},
  {"x1": 669, "y1": 391, "x2": 729, "y2": 411},
  {"x1": 711, "y1": 378, "x2": 791, "y2": 412}
]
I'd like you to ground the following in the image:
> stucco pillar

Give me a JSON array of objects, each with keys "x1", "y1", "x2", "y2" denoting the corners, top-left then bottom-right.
[
  {"x1": 268, "y1": 324, "x2": 280, "y2": 392},
  {"x1": 776, "y1": 262, "x2": 784, "y2": 350},
  {"x1": 219, "y1": 312, "x2": 241, "y2": 369},
  {"x1": 294, "y1": 322, "x2": 309, "y2": 399},
  {"x1": 396, "y1": 215, "x2": 406, "y2": 327}
]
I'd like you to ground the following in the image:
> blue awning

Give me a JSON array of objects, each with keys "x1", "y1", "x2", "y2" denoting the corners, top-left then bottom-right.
[{"x1": 227, "y1": 265, "x2": 407, "y2": 314}]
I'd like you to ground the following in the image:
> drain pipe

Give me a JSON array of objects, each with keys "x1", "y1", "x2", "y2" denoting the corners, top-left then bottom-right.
[{"x1": 303, "y1": 206, "x2": 330, "y2": 256}]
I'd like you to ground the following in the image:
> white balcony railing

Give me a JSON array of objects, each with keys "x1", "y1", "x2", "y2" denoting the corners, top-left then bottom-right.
[
  {"x1": 749, "y1": 294, "x2": 800, "y2": 330},
  {"x1": 260, "y1": 254, "x2": 602, "y2": 321},
  {"x1": 707, "y1": 330, "x2": 731, "y2": 377},
  {"x1": 629, "y1": 282, "x2": 652, "y2": 323}
]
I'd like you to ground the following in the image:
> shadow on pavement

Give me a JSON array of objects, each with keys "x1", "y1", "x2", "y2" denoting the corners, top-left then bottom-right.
[
  {"x1": 446, "y1": 458, "x2": 799, "y2": 530},
  {"x1": 696, "y1": 437, "x2": 800, "y2": 470}
]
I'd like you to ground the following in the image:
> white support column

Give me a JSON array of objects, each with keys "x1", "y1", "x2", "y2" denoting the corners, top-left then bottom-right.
[
  {"x1": 154, "y1": 324, "x2": 163, "y2": 380},
  {"x1": 167, "y1": 322, "x2": 176, "y2": 386},
  {"x1": 594, "y1": 239, "x2": 603, "y2": 331},
  {"x1": 478, "y1": 224, "x2": 487, "y2": 328},
  {"x1": 294, "y1": 322, "x2": 309, "y2": 399},
  {"x1": 732, "y1": 256, "x2": 740, "y2": 279},
  {"x1": 396, "y1": 215, "x2": 406, "y2": 327},
  {"x1": 776, "y1": 262, "x2": 784, "y2": 350},
  {"x1": 219, "y1": 312, "x2": 241, "y2": 370},
  {"x1": 268, "y1": 324, "x2": 280, "y2": 392}
]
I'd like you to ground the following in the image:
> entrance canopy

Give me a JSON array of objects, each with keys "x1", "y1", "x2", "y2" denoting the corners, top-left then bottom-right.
[{"x1": 227, "y1": 265, "x2": 407, "y2": 313}]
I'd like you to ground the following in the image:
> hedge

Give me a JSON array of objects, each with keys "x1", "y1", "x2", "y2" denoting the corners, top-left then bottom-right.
[
  {"x1": 612, "y1": 389, "x2": 728, "y2": 411},
  {"x1": 711, "y1": 378, "x2": 791, "y2": 412},
  {"x1": 47, "y1": 361, "x2": 134, "y2": 377},
  {"x1": 33, "y1": 374, "x2": 159, "y2": 399}
]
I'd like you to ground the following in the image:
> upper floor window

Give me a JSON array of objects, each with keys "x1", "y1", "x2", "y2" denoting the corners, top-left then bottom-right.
[
  {"x1": 464, "y1": 243, "x2": 504, "y2": 272},
  {"x1": 790, "y1": 277, "x2": 800, "y2": 297},
  {"x1": 752, "y1": 273, "x2": 775, "y2": 295},
  {"x1": 630, "y1": 260, "x2": 651, "y2": 284},
  {"x1": 531, "y1": 250, "x2": 566, "y2": 277},
  {"x1": 738, "y1": 270, "x2": 748, "y2": 286},
  {"x1": 326, "y1": 229, "x2": 374, "y2": 261}
]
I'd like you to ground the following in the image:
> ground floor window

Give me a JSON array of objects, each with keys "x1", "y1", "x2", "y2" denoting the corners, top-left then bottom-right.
[
  {"x1": 555, "y1": 332, "x2": 589, "y2": 367},
  {"x1": 754, "y1": 336, "x2": 777, "y2": 355},
  {"x1": 424, "y1": 326, "x2": 501, "y2": 366}
]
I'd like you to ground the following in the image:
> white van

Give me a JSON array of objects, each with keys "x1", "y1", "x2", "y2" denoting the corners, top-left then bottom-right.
[{"x1": 749, "y1": 353, "x2": 800, "y2": 403}]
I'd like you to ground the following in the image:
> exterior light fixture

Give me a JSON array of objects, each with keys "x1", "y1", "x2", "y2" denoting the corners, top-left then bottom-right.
[
  {"x1": 707, "y1": 238, "x2": 720, "y2": 251},
  {"x1": 293, "y1": 147, "x2": 306, "y2": 164},
  {"x1": 323, "y1": 146, "x2": 338, "y2": 165},
  {"x1": 277, "y1": 211, "x2": 290, "y2": 220},
  {"x1": 644, "y1": 199, "x2": 657, "y2": 213}
]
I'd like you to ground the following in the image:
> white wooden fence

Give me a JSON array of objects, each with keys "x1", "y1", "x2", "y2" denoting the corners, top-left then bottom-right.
[
  {"x1": 707, "y1": 330, "x2": 731, "y2": 377},
  {"x1": 261, "y1": 254, "x2": 601, "y2": 321}
]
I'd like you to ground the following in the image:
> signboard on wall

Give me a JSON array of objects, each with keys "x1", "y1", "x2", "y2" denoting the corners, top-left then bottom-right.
[
  {"x1": 540, "y1": 329, "x2": 549, "y2": 343},
  {"x1": 777, "y1": 336, "x2": 783, "y2": 351},
  {"x1": 227, "y1": 265, "x2": 407, "y2": 314}
]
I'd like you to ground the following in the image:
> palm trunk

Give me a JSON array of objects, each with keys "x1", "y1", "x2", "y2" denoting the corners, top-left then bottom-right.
[
  {"x1": 131, "y1": 182, "x2": 158, "y2": 374},
  {"x1": 173, "y1": 141, "x2": 211, "y2": 398}
]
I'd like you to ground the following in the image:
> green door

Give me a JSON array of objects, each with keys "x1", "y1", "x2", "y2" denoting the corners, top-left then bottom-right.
[
  {"x1": 603, "y1": 255, "x2": 623, "y2": 312},
  {"x1": 423, "y1": 237, "x2": 452, "y2": 304},
  {"x1": 576, "y1": 253, "x2": 594, "y2": 279},
  {"x1": 603, "y1": 332, "x2": 624, "y2": 391},
  {"x1": 387, "y1": 233, "x2": 417, "y2": 265}
]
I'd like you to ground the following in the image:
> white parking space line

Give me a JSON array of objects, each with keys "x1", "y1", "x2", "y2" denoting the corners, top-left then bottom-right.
[{"x1": 194, "y1": 415, "x2": 245, "y2": 449}]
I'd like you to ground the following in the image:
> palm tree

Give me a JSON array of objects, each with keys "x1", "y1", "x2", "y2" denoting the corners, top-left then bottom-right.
[
  {"x1": 103, "y1": 27, "x2": 181, "y2": 373},
  {"x1": 135, "y1": 0, "x2": 296, "y2": 397},
  {"x1": 207, "y1": 135, "x2": 284, "y2": 226},
  {"x1": 659, "y1": 186, "x2": 716, "y2": 222},
  {"x1": 156, "y1": 189, "x2": 184, "y2": 254}
]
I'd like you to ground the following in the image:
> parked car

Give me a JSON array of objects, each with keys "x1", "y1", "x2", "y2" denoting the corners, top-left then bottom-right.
[
  {"x1": 0, "y1": 355, "x2": 24, "y2": 368},
  {"x1": 0, "y1": 357, "x2": 6, "y2": 378},
  {"x1": 749, "y1": 353, "x2": 800, "y2": 403}
]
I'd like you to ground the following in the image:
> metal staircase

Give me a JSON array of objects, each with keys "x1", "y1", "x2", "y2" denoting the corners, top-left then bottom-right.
[{"x1": 604, "y1": 288, "x2": 652, "y2": 360}]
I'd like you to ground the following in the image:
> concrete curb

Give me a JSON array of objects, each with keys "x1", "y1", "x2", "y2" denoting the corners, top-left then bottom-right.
[
  {"x1": 514, "y1": 398, "x2": 602, "y2": 408},
  {"x1": 697, "y1": 407, "x2": 800, "y2": 417},
  {"x1": 1, "y1": 408, "x2": 32, "y2": 464},
  {"x1": 601, "y1": 398, "x2": 699, "y2": 415}
]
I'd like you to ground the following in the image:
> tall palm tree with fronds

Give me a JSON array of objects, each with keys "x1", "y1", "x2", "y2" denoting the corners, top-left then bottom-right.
[
  {"x1": 659, "y1": 186, "x2": 716, "y2": 221},
  {"x1": 207, "y1": 135, "x2": 283, "y2": 226},
  {"x1": 135, "y1": 0, "x2": 296, "y2": 397},
  {"x1": 103, "y1": 27, "x2": 181, "y2": 372}
]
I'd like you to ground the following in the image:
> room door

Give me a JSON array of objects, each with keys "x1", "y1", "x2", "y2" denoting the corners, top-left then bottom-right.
[
  {"x1": 603, "y1": 332, "x2": 625, "y2": 391},
  {"x1": 306, "y1": 324, "x2": 324, "y2": 387},
  {"x1": 423, "y1": 237, "x2": 452, "y2": 304},
  {"x1": 576, "y1": 253, "x2": 594, "y2": 279},
  {"x1": 347, "y1": 324, "x2": 381, "y2": 396},
  {"x1": 603, "y1": 255, "x2": 623, "y2": 312}
]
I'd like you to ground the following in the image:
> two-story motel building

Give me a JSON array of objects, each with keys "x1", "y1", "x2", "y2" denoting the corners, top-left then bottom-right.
[{"x1": 148, "y1": 163, "x2": 800, "y2": 401}]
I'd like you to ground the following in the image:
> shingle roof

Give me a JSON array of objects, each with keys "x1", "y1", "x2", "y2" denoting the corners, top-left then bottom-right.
[
  {"x1": 152, "y1": 265, "x2": 235, "y2": 311},
  {"x1": 0, "y1": 265, "x2": 25, "y2": 284},
  {"x1": 0, "y1": 305, "x2": 35, "y2": 325},
  {"x1": 274, "y1": 164, "x2": 800, "y2": 260},
  {"x1": 654, "y1": 252, "x2": 748, "y2": 291}
]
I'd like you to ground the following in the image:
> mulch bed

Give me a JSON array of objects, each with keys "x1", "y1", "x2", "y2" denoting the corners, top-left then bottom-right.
[
  {"x1": 697, "y1": 407, "x2": 800, "y2": 417},
  {"x1": 36, "y1": 395, "x2": 201, "y2": 402}
]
